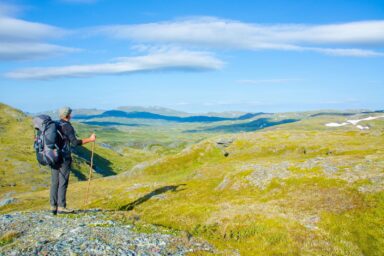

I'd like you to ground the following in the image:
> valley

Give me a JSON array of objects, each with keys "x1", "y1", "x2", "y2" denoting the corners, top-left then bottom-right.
[{"x1": 1, "y1": 103, "x2": 384, "y2": 255}]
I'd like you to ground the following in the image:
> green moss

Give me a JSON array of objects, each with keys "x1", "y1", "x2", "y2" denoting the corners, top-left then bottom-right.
[
  {"x1": 0, "y1": 231, "x2": 20, "y2": 247},
  {"x1": 320, "y1": 193, "x2": 384, "y2": 255},
  {"x1": 192, "y1": 215, "x2": 310, "y2": 255},
  {"x1": 88, "y1": 222, "x2": 113, "y2": 228}
]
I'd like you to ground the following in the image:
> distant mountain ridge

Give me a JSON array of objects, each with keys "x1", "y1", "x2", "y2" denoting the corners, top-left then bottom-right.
[
  {"x1": 31, "y1": 106, "x2": 384, "y2": 128},
  {"x1": 117, "y1": 106, "x2": 190, "y2": 117},
  {"x1": 35, "y1": 106, "x2": 258, "y2": 120},
  {"x1": 73, "y1": 110, "x2": 266, "y2": 123},
  {"x1": 117, "y1": 106, "x2": 254, "y2": 118}
]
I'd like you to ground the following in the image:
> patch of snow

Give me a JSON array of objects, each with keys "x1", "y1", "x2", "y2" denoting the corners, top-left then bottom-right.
[
  {"x1": 325, "y1": 122, "x2": 348, "y2": 127},
  {"x1": 356, "y1": 125, "x2": 370, "y2": 130},
  {"x1": 325, "y1": 115, "x2": 384, "y2": 129}
]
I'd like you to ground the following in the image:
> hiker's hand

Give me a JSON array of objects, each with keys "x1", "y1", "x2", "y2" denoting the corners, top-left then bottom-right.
[{"x1": 89, "y1": 133, "x2": 96, "y2": 142}]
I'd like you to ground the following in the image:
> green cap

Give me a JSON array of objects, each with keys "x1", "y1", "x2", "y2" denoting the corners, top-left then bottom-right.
[{"x1": 59, "y1": 106, "x2": 72, "y2": 118}]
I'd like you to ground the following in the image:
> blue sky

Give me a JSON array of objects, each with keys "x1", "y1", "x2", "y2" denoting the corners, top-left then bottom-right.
[{"x1": 0, "y1": 0, "x2": 383, "y2": 113}]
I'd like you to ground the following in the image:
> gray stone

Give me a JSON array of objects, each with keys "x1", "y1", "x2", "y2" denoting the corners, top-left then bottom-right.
[
  {"x1": 0, "y1": 197, "x2": 15, "y2": 207},
  {"x1": 0, "y1": 210, "x2": 214, "y2": 255}
]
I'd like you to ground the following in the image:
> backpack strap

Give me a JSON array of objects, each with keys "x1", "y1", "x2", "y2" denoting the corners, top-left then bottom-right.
[
  {"x1": 55, "y1": 125, "x2": 64, "y2": 150},
  {"x1": 57, "y1": 120, "x2": 70, "y2": 153}
]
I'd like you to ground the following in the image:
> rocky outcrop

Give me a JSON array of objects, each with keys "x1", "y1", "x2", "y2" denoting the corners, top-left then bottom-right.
[{"x1": 0, "y1": 210, "x2": 213, "y2": 255}]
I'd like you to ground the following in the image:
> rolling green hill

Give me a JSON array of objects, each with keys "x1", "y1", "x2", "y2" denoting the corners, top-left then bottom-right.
[
  {"x1": 2, "y1": 104, "x2": 384, "y2": 255},
  {"x1": 0, "y1": 104, "x2": 157, "y2": 197}
]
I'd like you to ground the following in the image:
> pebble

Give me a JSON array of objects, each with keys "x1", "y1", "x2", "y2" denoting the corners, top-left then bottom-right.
[
  {"x1": 0, "y1": 197, "x2": 15, "y2": 207},
  {"x1": 0, "y1": 210, "x2": 214, "y2": 255}
]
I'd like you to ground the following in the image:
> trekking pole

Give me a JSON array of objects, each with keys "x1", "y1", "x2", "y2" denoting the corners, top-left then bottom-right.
[{"x1": 84, "y1": 139, "x2": 96, "y2": 207}]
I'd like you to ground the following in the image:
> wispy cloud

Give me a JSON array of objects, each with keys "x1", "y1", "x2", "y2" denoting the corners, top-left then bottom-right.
[
  {"x1": 0, "y1": 42, "x2": 79, "y2": 61},
  {"x1": 0, "y1": 16, "x2": 67, "y2": 41},
  {"x1": 5, "y1": 50, "x2": 224, "y2": 80},
  {"x1": 0, "y1": 5, "x2": 78, "y2": 61},
  {"x1": 305, "y1": 47, "x2": 382, "y2": 57},
  {"x1": 0, "y1": 2, "x2": 23, "y2": 16},
  {"x1": 96, "y1": 17, "x2": 384, "y2": 57},
  {"x1": 237, "y1": 79, "x2": 302, "y2": 84}
]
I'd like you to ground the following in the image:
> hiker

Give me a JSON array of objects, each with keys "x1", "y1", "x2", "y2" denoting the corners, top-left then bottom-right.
[{"x1": 50, "y1": 107, "x2": 96, "y2": 215}]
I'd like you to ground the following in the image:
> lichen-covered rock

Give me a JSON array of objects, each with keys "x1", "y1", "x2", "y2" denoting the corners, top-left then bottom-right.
[
  {"x1": 0, "y1": 210, "x2": 214, "y2": 256},
  {"x1": 245, "y1": 162, "x2": 291, "y2": 190},
  {"x1": 0, "y1": 197, "x2": 15, "y2": 207}
]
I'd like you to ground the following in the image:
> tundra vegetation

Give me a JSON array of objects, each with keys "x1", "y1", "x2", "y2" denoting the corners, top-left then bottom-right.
[{"x1": 1, "y1": 103, "x2": 383, "y2": 255}]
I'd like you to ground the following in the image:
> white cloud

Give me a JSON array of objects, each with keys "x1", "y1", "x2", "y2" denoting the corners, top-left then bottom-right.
[
  {"x1": 302, "y1": 46, "x2": 383, "y2": 57},
  {"x1": 0, "y1": 7, "x2": 77, "y2": 61},
  {"x1": 97, "y1": 17, "x2": 384, "y2": 57},
  {"x1": 0, "y1": 16, "x2": 67, "y2": 42},
  {"x1": 277, "y1": 21, "x2": 384, "y2": 45},
  {"x1": 5, "y1": 50, "x2": 224, "y2": 80},
  {"x1": 0, "y1": 42, "x2": 80, "y2": 61}
]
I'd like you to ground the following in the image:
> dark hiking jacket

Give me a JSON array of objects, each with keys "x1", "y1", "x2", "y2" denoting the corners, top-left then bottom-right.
[{"x1": 57, "y1": 119, "x2": 82, "y2": 160}]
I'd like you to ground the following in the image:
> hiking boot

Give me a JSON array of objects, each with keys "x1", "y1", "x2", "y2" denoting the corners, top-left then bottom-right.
[
  {"x1": 50, "y1": 206, "x2": 57, "y2": 215},
  {"x1": 57, "y1": 207, "x2": 75, "y2": 214}
]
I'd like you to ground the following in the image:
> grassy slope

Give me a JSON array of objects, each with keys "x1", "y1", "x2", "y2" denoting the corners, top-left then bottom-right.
[
  {"x1": 2, "y1": 108, "x2": 384, "y2": 255},
  {"x1": 73, "y1": 121, "x2": 214, "y2": 155},
  {"x1": 0, "y1": 103, "x2": 152, "y2": 197},
  {"x1": 0, "y1": 103, "x2": 42, "y2": 195}
]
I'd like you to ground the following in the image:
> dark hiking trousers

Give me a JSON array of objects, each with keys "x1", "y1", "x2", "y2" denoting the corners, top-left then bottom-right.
[{"x1": 50, "y1": 159, "x2": 71, "y2": 208}]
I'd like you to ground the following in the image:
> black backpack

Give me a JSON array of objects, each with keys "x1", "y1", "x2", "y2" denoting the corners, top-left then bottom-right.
[{"x1": 33, "y1": 115, "x2": 64, "y2": 167}]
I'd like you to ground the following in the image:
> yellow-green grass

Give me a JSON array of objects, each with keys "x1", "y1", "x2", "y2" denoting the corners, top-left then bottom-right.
[
  {"x1": 0, "y1": 103, "x2": 44, "y2": 195},
  {"x1": 0, "y1": 103, "x2": 155, "y2": 197},
  {"x1": 73, "y1": 120, "x2": 218, "y2": 155},
  {"x1": 2, "y1": 104, "x2": 384, "y2": 254},
  {"x1": 2, "y1": 114, "x2": 383, "y2": 255},
  {"x1": 0, "y1": 230, "x2": 20, "y2": 247}
]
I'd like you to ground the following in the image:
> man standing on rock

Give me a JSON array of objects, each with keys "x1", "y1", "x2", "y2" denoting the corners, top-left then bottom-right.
[{"x1": 51, "y1": 107, "x2": 96, "y2": 215}]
